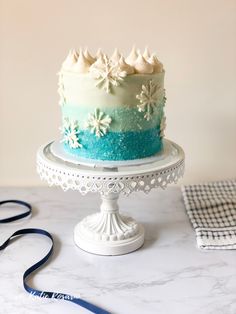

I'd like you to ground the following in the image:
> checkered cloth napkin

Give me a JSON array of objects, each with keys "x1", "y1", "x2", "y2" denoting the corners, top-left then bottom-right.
[{"x1": 182, "y1": 180, "x2": 236, "y2": 249}]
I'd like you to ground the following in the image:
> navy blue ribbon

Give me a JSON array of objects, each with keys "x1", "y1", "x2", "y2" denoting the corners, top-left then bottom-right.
[
  {"x1": 0, "y1": 200, "x2": 111, "y2": 314},
  {"x1": 0, "y1": 199, "x2": 32, "y2": 223}
]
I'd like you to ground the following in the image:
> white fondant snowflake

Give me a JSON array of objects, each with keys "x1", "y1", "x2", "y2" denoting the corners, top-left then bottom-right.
[
  {"x1": 60, "y1": 118, "x2": 82, "y2": 149},
  {"x1": 160, "y1": 115, "x2": 166, "y2": 138},
  {"x1": 85, "y1": 108, "x2": 112, "y2": 137},
  {"x1": 136, "y1": 80, "x2": 164, "y2": 121},
  {"x1": 90, "y1": 55, "x2": 127, "y2": 93}
]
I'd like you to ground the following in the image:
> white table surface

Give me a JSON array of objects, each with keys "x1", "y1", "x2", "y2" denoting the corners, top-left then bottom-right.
[{"x1": 0, "y1": 187, "x2": 235, "y2": 314}]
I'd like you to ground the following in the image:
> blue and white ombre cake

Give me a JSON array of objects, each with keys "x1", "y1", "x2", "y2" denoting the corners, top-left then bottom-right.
[{"x1": 58, "y1": 47, "x2": 167, "y2": 161}]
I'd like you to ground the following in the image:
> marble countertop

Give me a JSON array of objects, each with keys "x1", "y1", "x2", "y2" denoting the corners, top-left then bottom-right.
[{"x1": 0, "y1": 187, "x2": 235, "y2": 314}]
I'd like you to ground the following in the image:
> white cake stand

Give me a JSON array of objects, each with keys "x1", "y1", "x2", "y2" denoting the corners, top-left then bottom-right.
[{"x1": 36, "y1": 139, "x2": 184, "y2": 256}]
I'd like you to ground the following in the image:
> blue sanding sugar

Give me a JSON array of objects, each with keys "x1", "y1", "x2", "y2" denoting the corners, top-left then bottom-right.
[{"x1": 64, "y1": 128, "x2": 162, "y2": 161}]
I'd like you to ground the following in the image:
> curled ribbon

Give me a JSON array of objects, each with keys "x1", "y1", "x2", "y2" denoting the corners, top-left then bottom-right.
[{"x1": 0, "y1": 200, "x2": 111, "y2": 314}]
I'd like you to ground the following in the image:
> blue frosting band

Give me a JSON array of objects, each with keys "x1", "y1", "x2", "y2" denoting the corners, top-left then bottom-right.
[{"x1": 64, "y1": 128, "x2": 162, "y2": 161}]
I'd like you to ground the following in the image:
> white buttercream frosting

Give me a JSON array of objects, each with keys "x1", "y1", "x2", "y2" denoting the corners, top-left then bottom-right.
[
  {"x1": 148, "y1": 54, "x2": 164, "y2": 73},
  {"x1": 118, "y1": 56, "x2": 134, "y2": 74},
  {"x1": 134, "y1": 54, "x2": 153, "y2": 74},
  {"x1": 73, "y1": 49, "x2": 91, "y2": 73},
  {"x1": 126, "y1": 46, "x2": 138, "y2": 66}
]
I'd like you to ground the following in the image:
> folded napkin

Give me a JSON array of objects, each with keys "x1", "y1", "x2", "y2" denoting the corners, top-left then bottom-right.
[{"x1": 182, "y1": 180, "x2": 236, "y2": 250}]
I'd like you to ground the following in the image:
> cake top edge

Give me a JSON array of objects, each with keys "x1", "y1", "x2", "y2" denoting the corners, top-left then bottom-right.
[{"x1": 60, "y1": 47, "x2": 164, "y2": 75}]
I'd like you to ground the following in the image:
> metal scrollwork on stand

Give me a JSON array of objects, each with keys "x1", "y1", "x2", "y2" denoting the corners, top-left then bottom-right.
[{"x1": 37, "y1": 139, "x2": 185, "y2": 256}]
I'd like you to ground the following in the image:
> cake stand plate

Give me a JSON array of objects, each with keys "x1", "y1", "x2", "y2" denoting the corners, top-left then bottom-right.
[
  {"x1": 36, "y1": 139, "x2": 185, "y2": 255},
  {"x1": 50, "y1": 140, "x2": 173, "y2": 168}
]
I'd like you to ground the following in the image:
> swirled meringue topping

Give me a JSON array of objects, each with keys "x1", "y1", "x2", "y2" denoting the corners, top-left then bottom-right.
[
  {"x1": 89, "y1": 54, "x2": 106, "y2": 78},
  {"x1": 96, "y1": 48, "x2": 103, "y2": 59},
  {"x1": 134, "y1": 54, "x2": 153, "y2": 74},
  {"x1": 111, "y1": 48, "x2": 121, "y2": 64},
  {"x1": 62, "y1": 49, "x2": 78, "y2": 70},
  {"x1": 143, "y1": 47, "x2": 151, "y2": 60},
  {"x1": 84, "y1": 48, "x2": 96, "y2": 64},
  {"x1": 126, "y1": 46, "x2": 138, "y2": 66},
  {"x1": 148, "y1": 54, "x2": 164, "y2": 73},
  {"x1": 61, "y1": 47, "x2": 163, "y2": 75},
  {"x1": 73, "y1": 49, "x2": 91, "y2": 73},
  {"x1": 118, "y1": 56, "x2": 134, "y2": 74}
]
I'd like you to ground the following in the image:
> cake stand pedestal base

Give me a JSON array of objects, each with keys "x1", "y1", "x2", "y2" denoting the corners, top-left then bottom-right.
[
  {"x1": 37, "y1": 139, "x2": 185, "y2": 256},
  {"x1": 74, "y1": 193, "x2": 144, "y2": 255}
]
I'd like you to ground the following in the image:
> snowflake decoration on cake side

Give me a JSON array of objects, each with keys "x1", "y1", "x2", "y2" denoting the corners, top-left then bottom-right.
[
  {"x1": 163, "y1": 92, "x2": 167, "y2": 106},
  {"x1": 85, "y1": 108, "x2": 112, "y2": 138},
  {"x1": 58, "y1": 72, "x2": 66, "y2": 106},
  {"x1": 90, "y1": 55, "x2": 127, "y2": 93},
  {"x1": 136, "y1": 80, "x2": 164, "y2": 121},
  {"x1": 159, "y1": 115, "x2": 166, "y2": 138},
  {"x1": 60, "y1": 118, "x2": 82, "y2": 149}
]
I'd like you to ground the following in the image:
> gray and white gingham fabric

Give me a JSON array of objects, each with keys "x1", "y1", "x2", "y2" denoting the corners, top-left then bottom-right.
[{"x1": 182, "y1": 180, "x2": 236, "y2": 249}]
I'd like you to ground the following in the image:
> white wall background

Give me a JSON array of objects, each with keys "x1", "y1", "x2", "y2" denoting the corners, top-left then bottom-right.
[{"x1": 0, "y1": 0, "x2": 236, "y2": 186}]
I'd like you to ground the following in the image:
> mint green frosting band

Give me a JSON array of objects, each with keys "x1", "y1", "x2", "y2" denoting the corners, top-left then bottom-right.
[{"x1": 62, "y1": 103, "x2": 164, "y2": 132}]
